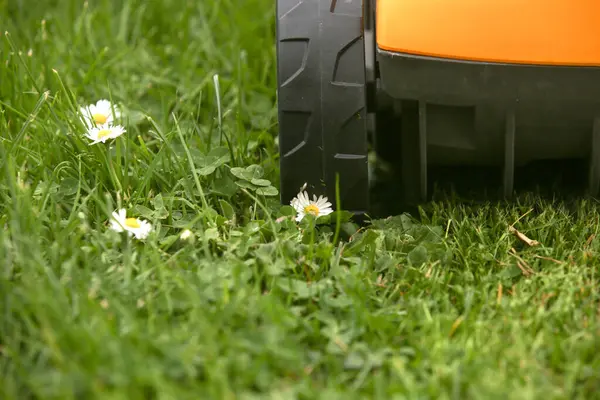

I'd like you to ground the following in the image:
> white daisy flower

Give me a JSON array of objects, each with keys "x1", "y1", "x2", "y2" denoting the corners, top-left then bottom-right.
[
  {"x1": 79, "y1": 99, "x2": 121, "y2": 127},
  {"x1": 109, "y1": 209, "x2": 152, "y2": 240},
  {"x1": 85, "y1": 125, "x2": 126, "y2": 145},
  {"x1": 290, "y1": 190, "x2": 333, "y2": 222},
  {"x1": 180, "y1": 229, "x2": 194, "y2": 241}
]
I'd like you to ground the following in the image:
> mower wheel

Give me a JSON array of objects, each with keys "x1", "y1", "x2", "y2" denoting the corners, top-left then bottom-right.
[{"x1": 276, "y1": 0, "x2": 369, "y2": 214}]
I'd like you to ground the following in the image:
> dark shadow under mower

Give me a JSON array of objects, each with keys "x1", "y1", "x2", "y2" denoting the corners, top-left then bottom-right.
[{"x1": 275, "y1": 0, "x2": 600, "y2": 218}]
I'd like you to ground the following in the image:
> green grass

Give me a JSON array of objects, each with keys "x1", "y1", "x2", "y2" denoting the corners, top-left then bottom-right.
[{"x1": 2, "y1": 1, "x2": 600, "y2": 398}]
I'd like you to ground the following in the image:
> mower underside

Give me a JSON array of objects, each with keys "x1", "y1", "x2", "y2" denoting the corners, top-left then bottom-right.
[{"x1": 377, "y1": 50, "x2": 600, "y2": 200}]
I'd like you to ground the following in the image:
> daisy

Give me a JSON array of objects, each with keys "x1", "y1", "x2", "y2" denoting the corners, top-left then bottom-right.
[
  {"x1": 290, "y1": 190, "x2": 333, "y2": 222},
  {"x1": 85, "y1": 125, "x2": 126, "y2": 145},
  {"x1": 79, "y1": 99, "x2": 121, "y2": 127},
  {"x1": 109, "y1": 209, "x2": 152, "y2": 240},
  {"x1": 180, "y1": 229, "x2": 194, "y2": 240}
]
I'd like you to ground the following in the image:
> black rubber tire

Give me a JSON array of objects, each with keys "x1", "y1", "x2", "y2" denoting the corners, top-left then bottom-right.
[{"x1": 276, "y1": 0, "x2": 369, "y2": 214}]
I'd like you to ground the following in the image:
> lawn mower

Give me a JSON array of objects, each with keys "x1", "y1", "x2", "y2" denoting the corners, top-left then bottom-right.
[{"x1": 276, "y1": 0, "x2": 600, "y2": 215}]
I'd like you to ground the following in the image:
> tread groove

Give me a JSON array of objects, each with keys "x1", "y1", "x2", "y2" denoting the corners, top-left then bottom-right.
[{"x1": 280, "y1": 39, "x2": 310, "y2": 88}]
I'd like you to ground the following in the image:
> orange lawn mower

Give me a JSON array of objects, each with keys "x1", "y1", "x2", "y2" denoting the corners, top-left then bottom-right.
[{"x1": 275, "y1": 0, "x2": 600, "y2": 216}]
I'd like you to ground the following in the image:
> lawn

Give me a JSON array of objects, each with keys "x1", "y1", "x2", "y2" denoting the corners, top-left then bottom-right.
[{"x1": 1, "y1": 0, "x2": 599, "y2": 398}]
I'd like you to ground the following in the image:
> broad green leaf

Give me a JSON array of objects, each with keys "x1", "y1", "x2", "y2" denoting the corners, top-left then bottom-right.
[
  {"x1": 152, "y1": 193, "x2": 164, "y2": 210},
  {"x1": 154, "y1": 207, "x2": 169, "y2": 220},
  {"x1": 244, "y1": 164, "x2": 264, "y2": 180},
  {"x1": 207, "y1": 146, "x2": 230, "y2": 161},
  {"x1": 265, "y1": 260, "x2": 285, "y2": 276},
  {"x1": 197, "y1": 165, "x2": 217, "y2": 176},
  {"x1": 343, "y1": 229, "x2": 380, "y2": 257},
  {"x1": 218, "y1": 199, "x2": 235, "y2": 219},
  {"x1": 316, "y1": 210, "x2": 354, "y2": 225},
  {"x1": 256, "y1": 186, "x2": 278, "y2": 196},
  {"x1": 204, "y1": 227, "x2": 219, "y2": 240},
  {"x1": 343, "y1": 352, "x2": 366, "y2": 370},
  {"x1": 133, "y1": 205, "x2": 154, "y2": 219},
  {"x1": 230, "y1": 167, "x2": 247, "y2": 180},
  {"x1": 235, "y1": 180, "x2": 257, "y2": 190},
  {"x1": 279, "y1": 205, "x2": 296, "y2": 217},
  {"x1": 200, "y1": 147, "x2": 230, "y2": 172},
  {"x1": 250, "y1": 178, "x2": 271, "y2": 187},
  {"x1": 407, "y1": 245, "x2": 428, "y2": 266},
  {"x1": 212, "y1": 173, "x2": 238, "y2": 197},
  {"x1": 58, "y1": 177, "x2": 79, "y2": 196},
  {"x1": 230, "y1": 164, "x2": 265, "y2": 181}
]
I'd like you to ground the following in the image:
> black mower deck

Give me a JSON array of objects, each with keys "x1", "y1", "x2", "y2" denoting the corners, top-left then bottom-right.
[{"x1": 378, "y1": 50, "x2": 600, "y2": 202}]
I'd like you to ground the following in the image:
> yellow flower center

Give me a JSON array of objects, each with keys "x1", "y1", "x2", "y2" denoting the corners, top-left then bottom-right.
[
  {"x1": 97, "y1": 129, "x2": 112, "y2": 139},
  {"x1": 125, "y1": 218, "x2": 140, "y2": 228},
  {"x1": 93, "y1": 113, "x2": 108, "y2": 124},
  {"x1": 304, "y1": 204, "x2": 320, "y2": 216}
]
